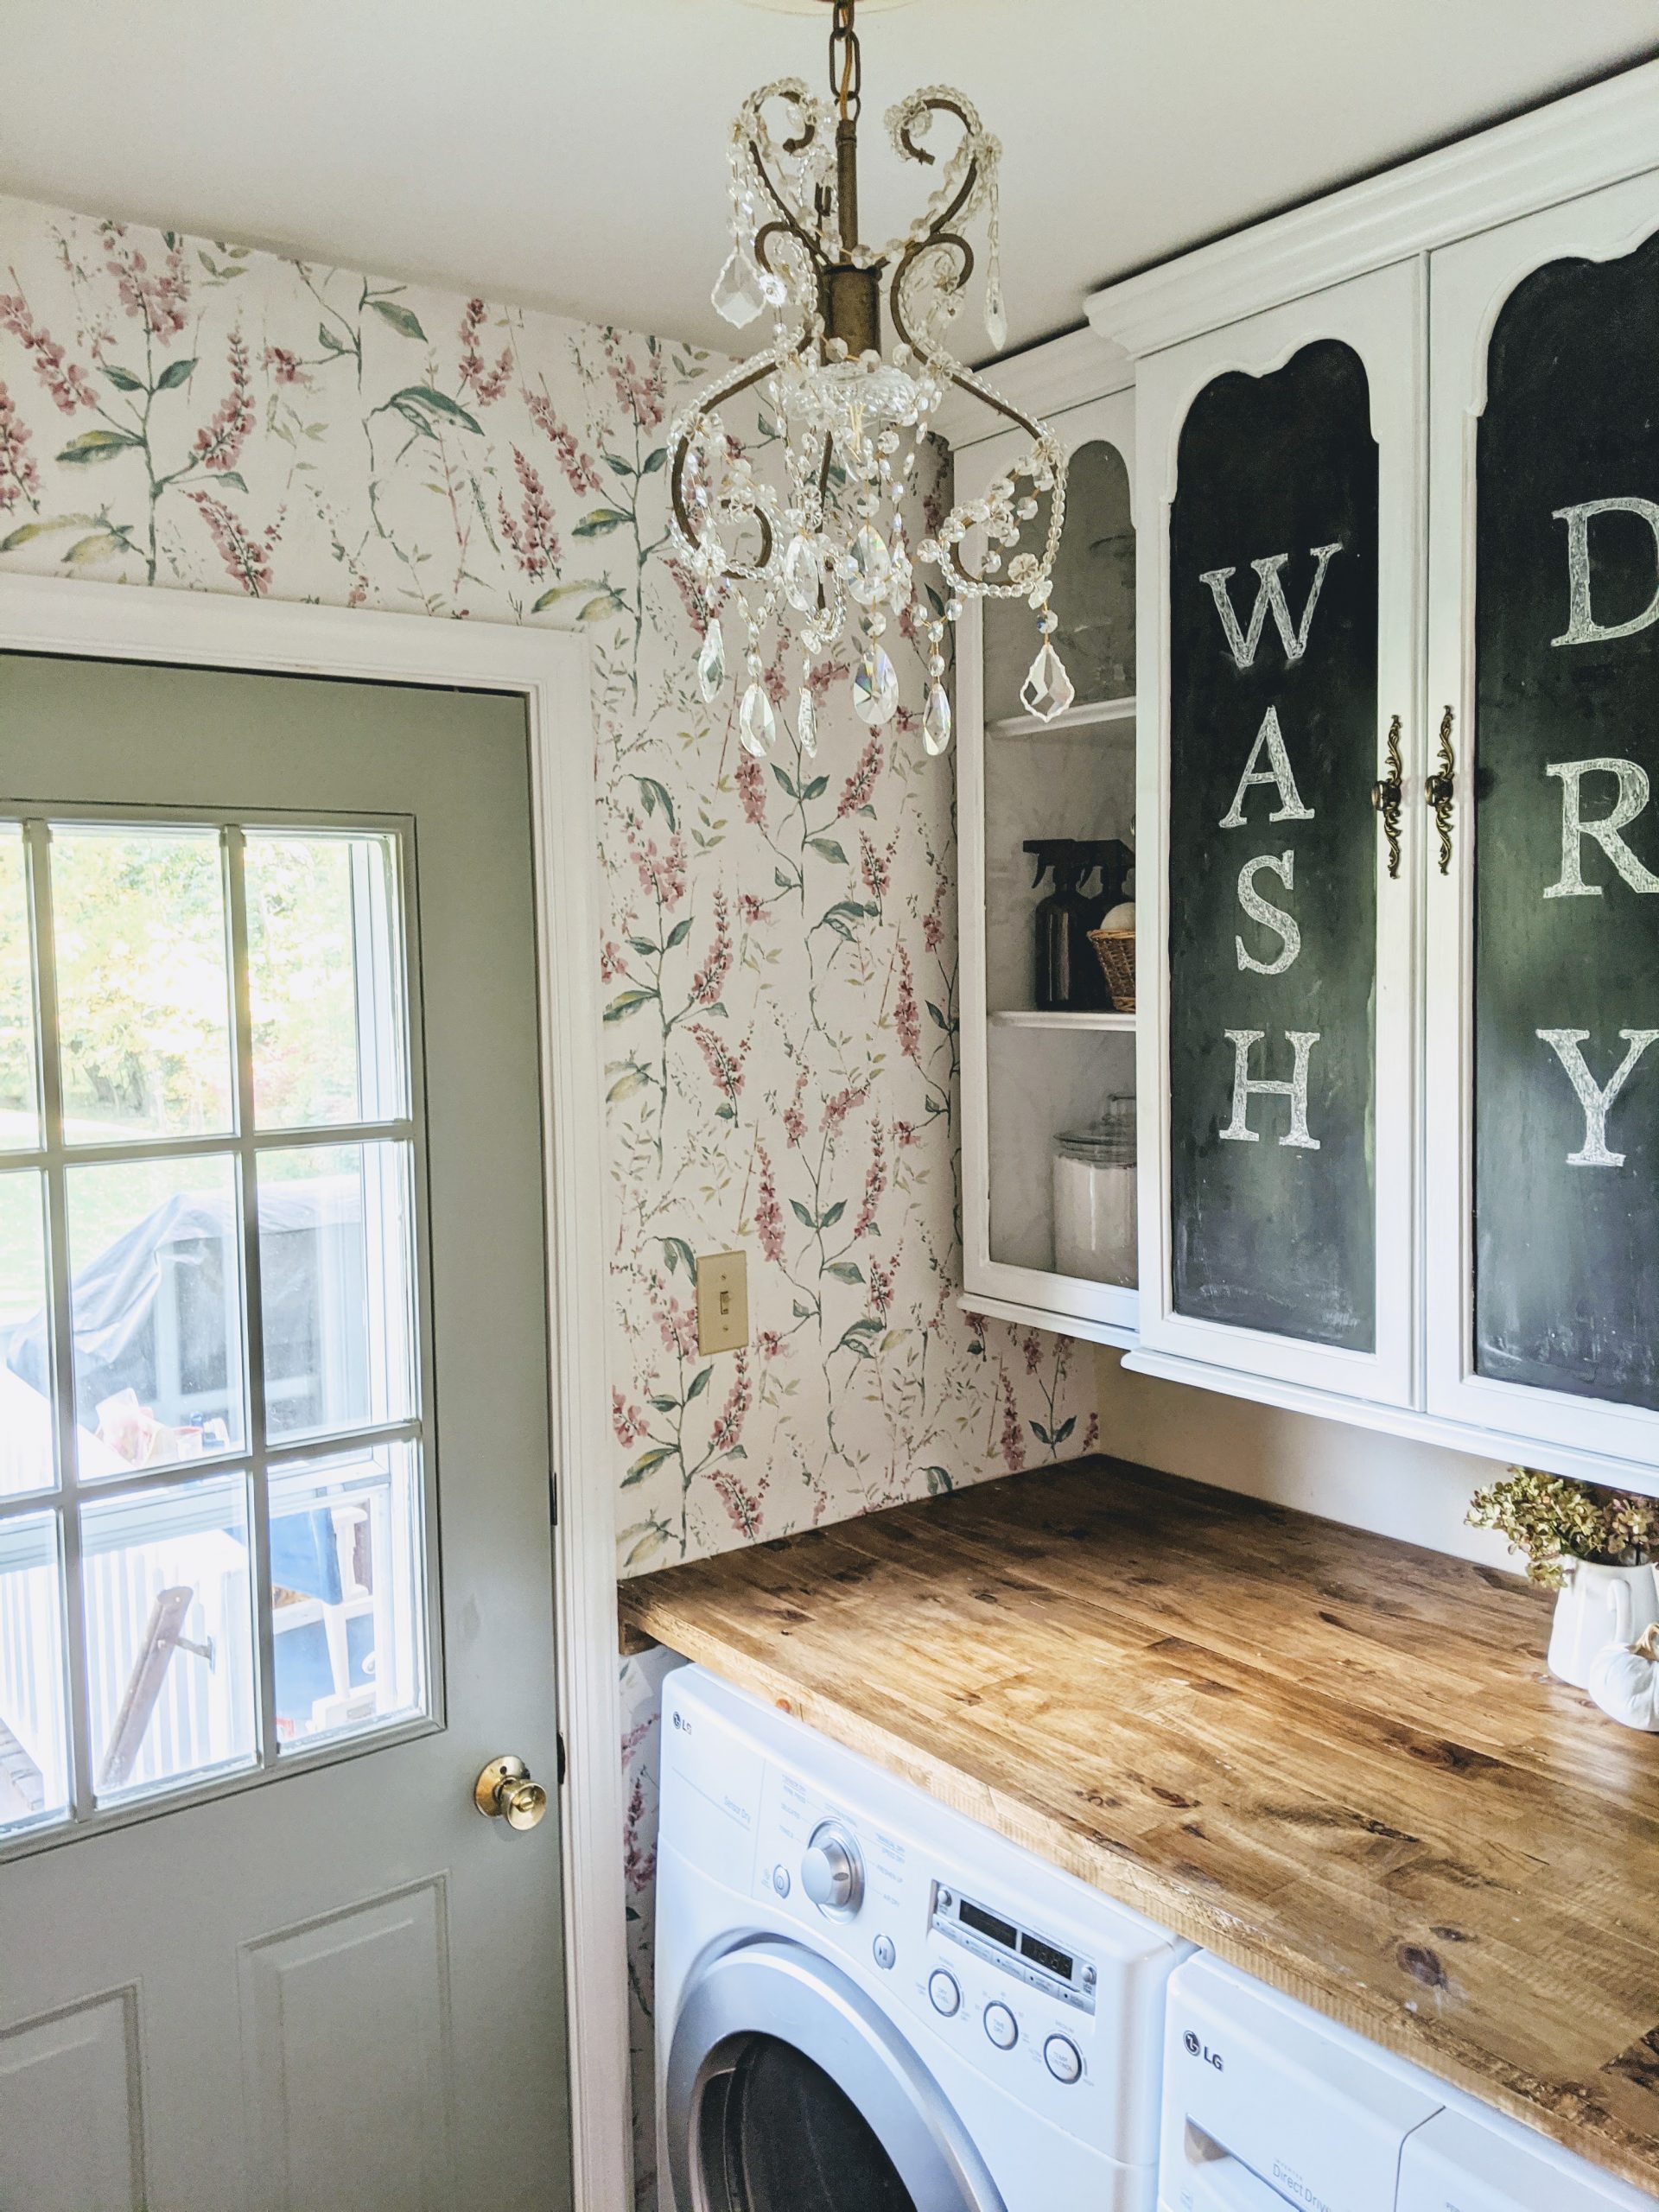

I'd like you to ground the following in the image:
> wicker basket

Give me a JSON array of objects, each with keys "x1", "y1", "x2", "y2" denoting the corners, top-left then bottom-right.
[{"x1": 1088, "y1": 928, "x2": 1136, "y2": 1013}]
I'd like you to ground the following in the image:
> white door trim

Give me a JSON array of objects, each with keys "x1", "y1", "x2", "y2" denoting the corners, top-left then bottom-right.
[{"x1": 0, "y1": 571, "x2": 629, "y2": 2212}]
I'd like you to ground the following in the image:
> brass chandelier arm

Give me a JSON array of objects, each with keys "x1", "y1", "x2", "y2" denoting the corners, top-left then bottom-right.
[{"x1": 669, "y1": 353, "x2": 780, "y2": 576}]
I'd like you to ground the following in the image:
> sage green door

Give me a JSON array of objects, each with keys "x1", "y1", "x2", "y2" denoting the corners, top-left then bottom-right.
[{"x1": 0, "y1": 652, "x2": 570, "y2": 2212}]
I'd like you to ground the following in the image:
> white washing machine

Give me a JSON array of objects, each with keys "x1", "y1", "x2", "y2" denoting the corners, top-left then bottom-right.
[
  {"x1": 656, "y1": 1665, "x2": 1192, "y2": 2212},
  {"x1": 1160, "y1": 1955, "x2": 1657, "y2": 2212}
]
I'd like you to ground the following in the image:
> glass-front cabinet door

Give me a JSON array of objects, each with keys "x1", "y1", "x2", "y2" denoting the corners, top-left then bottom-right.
[
  {"x1": 1131, "y1": 261, "x2": 1421, "y2": 1407},
  {"x1": 1425, "y1": 171, "x2": 1659, "y2": 1468},
  {"x1": 958, "y1": 388, "x2": 1141, "y2": 1343}
]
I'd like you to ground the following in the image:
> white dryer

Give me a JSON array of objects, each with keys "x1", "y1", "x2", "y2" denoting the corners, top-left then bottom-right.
[
  {"x1": 1160, "y1": 1955, "x2": 1656, "y2": 2212},
  {"x1": 656, "y1": 1665, "x2": 1191, "y2": 2212}
]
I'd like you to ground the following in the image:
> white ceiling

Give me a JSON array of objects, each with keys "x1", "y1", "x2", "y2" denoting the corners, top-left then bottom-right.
[{"x1": 2, "y1": 2, "x2": 1655, "y2": 358}]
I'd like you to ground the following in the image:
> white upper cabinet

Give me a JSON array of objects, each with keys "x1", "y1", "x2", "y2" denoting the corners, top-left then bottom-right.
[
  {"x1": 958, "y1": 386, "x2": 1141, "y2": 1344},
  {"x1": 1424, "y1": 169, "x2": 1659, "y2": 1470},
  {"x1": 1134, "y1": 264, "x2": 1422, "y2": 1408},
  {"x1": 951, "y1": 61, "x2": 1659, "y2": 1485}
]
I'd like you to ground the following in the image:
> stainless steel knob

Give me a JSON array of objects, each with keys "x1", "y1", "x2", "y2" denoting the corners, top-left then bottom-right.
[{"x1": 800, "y1": 1820, "x2": 863, "y2": 1916}]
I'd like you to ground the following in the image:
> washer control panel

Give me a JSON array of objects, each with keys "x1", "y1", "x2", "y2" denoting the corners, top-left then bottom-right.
[{"x1": 930, "y1": 1884, "x2": 1098, "y2": 2016}]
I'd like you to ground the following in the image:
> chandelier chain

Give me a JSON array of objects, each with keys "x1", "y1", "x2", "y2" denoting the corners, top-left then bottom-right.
[{"x1": 830, "y1": 0, "x2": 861, "y2": 122}]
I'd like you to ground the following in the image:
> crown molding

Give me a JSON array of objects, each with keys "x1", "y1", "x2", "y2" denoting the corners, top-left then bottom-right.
[
  {"x1": 934, "y1": 325, "x2": 1134, "y2": 451},
  {"x1": 1087, "y1": 57, "x2": 1659, "y2": 359}
]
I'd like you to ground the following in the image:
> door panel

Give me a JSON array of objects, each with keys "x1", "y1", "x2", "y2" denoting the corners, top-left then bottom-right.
[
  {"x1": 0, "y1": 652, "x2": 570, "y2": 2210},
  {"x1": 0, "y1": 1988, "x2": 145, "y2": 2212},
  {"x1": 1135, "y1": 261, "x2": 1421, "y2": 1406},
  {"x1": 1425, "y1": 168, "x2": 1659, "y2": 1465}
]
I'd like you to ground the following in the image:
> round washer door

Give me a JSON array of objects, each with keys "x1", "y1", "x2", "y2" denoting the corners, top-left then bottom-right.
[{"x1": 665, "y1": 1937, "x2": 1007, "y2": 2212}]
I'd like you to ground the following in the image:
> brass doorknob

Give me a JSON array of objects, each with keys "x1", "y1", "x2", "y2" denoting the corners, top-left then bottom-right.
[{"x1": 474, "y1": 1754, "x2": 549, "y2": 1832}]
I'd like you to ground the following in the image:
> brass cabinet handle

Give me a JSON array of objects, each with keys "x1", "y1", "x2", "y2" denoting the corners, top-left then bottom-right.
[
  {"x1": 1370, "y1": 714, "x2": 1404, "y2": 879},
  {"x1": 1426, "y1": 706, "x2": 1456, "y2": 874},
  {"x1": 474, "y1": 1753, "x2": 549, "y2": 1833}
]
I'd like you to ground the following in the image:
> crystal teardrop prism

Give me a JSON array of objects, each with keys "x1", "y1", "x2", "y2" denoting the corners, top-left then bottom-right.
[
  {"x1": 739, "y1": 679, "x2": 778, "y2": 758},
  {"x1": 783, "y1": 532, "x2": 822, "y2": 616},
  {"x1": 797, "y1": 684, "x2": 819, "y2": 759},
  {"x1": 922, "y1": 683, "x2": 954, "y2": 757},
  {"x1": 847, "y1": 524, "x2": 892, "y2": 608},
  {"x1": 1020, "y1": 639, "x2": 1075, "y2": 723},
  {"x1": 984, "y1": 283, "x2": 1008, "y2": 353},
  {"x1": 712, "y1": 249, "x2": 766, "y2": 329},
  {"x1": 852, "y1": 645, "x2": 900, "y2": 729},
  {"x1": 697, "y1": 619, "x2": 727, "y2": 702}
]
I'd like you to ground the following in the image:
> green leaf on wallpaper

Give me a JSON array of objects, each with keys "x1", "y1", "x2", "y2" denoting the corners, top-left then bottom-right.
[
  {"x1": 605, "y1": 454, "x2": 634, "y2": 478},
  {"x1": 771, "y1": 764, "x2": 798, "y2": 800},
  {"x1": 774, "y1": 869, "x2": 796, "y2": 893},
  {"x1": 57, "y1": 429, "x2": 142, "y2": 466},
  {"x1": 622, "y1": 1446, "x2": 678, "y2": 1486},
  {"x1": 923, "y1": 1466, "x2": 956, "y2": 1496},
  {"x1": 0, "y1": 514, "x2": 99, "y2": 551},
  {"x1": 100, "y1": 364, "x2": 144, "y2": 392},
  {"x1": 577, "y1": 590, "x2": 628, "y2": 623},
  {"x1": 819, "y1": 1200, "x2": 847, "y2": 1228},
  {"x1": 527, "y1": 578, "x2": 598, "y2": 612},
  {"x1": 370, "y1": 298, "x2": 427, "y2": 341},
  {"x1": 626, "y1": 936, "x2": 659, "y2": 959},
  {"x1": 635, "y1": 776, "x2": 677, "y2": 832},
  {"x1": 603, "y1": 988, "x2": 659, "y2": 1023},
  {"x1": 214, "y1": 472, "x2": 249, "y2": 493},
  {"x1": 318, "y1": 323, "x2": 350, "y2": 354},
  {"x1": 156, "y1": 358, "x2": 198, "y2": 391},
  {"x1": 1052, "y1": 1416, "x2": 1077, "y2": 1446},
  {"x1": 792, "y1": 1300, "x2": 812, "y2": 1320},
  {"x1": 789, "y1": 1200, "x2": 817, "y2": 1230},
  {"x1": 574, "y1": 506, "x2": 629, "y2": 537},
  {"x1": 61, "y1": 532, "x2": 124, "y2": 567},
  {"x1": 387, "y1": 385, "x2": 483, "y2": 435},
  {"x1": 686, "y1": 1366, "x2": 714, "y2": 1402},
  {"x1": 664, "y1": 915, "x2": 693, "y2": 950},
  {"x1": 807, "y1": 837, "x2": 847, "y2": 866},
  {"x1": 662, "y1": 1236, "x2": 697, "y2": 1279},
  {"x1": 650, "y1": 1395, "x2": 679, "y2": 1414},
  {"x1": 606, "y1": 1066, "x2": 649, "y2": 1103},
  {"x1": 641, "y1": 446, "x2": 668, "y2": 474},
  {"x1": 801, "y1": 776, "x2": 830, "y2": 802},
  {"x1": 926, "y1": 1001, "x2": 956, "y2": 1033},
  {"x1": 715, "y1": 1101, "x2": 735, "y2": 1121},
  {"x1": 823, "y1": 1261, "x2": 864, "y2": 1285},
  {"x1": 819, "y1": 900, "x2": 872, "y2": 942},
  {"x1": 836, "y1": 1318, "x2": 883, "y2": 1359}
]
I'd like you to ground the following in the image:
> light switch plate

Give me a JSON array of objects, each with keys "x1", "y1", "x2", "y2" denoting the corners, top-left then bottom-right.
[{"x1": 696, "y1": 1250, "x2": 749, "y2": 1355}]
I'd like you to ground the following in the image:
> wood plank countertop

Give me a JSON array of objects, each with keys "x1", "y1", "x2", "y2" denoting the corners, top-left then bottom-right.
[{"x1": 619, "y1": 1457, "x2": 1659, "y2": 2196}]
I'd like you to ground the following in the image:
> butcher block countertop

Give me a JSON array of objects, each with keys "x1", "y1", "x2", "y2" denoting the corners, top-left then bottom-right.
[{"x1": 619, "y1": 1457, "x2": 1659, "y2": 2196}]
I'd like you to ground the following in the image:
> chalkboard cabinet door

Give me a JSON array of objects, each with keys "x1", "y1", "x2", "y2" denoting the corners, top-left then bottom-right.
[
  {"x1": 958, "y1": 385, "x2": 1142, "y2": 1344},
  {"x1": 1425, "y1": 170, "x2": 1659, "y2": 1467},
  {"x1": 1135, "y1": 262, "x2": 1421, "y2": 1407}
]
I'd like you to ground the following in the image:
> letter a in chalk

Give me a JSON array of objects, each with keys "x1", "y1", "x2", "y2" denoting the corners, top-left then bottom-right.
[
  {"x1": 1220, "y1": 707, "x2": 1314, "y2": 830},
  {"x1": 1538, "y1": 1028, "x2": 1659, "y2": 1166},
  {"x1": 1200, "y1": 543, "x2": 1343, "y2": 670},
  {"x1": 1552, "y1": 499, "x2": 1659, "y2": 646}
]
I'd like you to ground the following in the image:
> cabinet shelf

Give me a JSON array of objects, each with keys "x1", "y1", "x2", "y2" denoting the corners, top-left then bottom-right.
[
  {"x1": 989, "y1": 1009, "x2": 1135, "y2": 1033},
  {"x1": 987, "y1": 696, "x2": 1135, "y2": 741}
]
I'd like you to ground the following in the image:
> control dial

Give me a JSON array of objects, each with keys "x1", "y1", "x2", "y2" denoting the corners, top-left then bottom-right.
[{"x1": 800, "y1": 1820, "x2": 864, "y2": 1918}]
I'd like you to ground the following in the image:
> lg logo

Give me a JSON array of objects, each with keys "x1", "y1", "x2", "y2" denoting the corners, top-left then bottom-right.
[
  {"x1": 1184, "y1": 2031, "x2": 1224, "y2": 2070},
  {"x1": 671, "y1": 1711, "x2": 691, "y2": 1734}
]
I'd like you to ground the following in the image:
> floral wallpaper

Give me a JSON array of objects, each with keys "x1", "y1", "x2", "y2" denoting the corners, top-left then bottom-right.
[{"x1": 0, "y1": 190, "x2": 1099, "y2": 2207}]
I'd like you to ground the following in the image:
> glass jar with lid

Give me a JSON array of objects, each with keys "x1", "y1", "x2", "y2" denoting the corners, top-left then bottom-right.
[{"x1": 1052, "y1": 1097, "x2": 1136, "y2": 1286}]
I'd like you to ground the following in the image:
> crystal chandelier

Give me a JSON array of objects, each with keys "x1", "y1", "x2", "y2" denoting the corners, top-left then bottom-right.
[{"x1": 667, "y1": 0, "x2": 1074, "y2": 761}]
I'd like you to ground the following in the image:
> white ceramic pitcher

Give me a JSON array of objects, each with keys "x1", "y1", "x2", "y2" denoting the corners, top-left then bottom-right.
[{"x1": 1548, "y1": 1557, "x2": 1659, "y2": 1688}]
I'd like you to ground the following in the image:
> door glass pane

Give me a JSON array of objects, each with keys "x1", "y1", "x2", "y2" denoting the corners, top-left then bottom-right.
[
  {"x1": 1472, "y1": 226, "x2": 1659, "y2": 1406},
  {"x1": 1166, "y1": 342, "x2": 1379, "y2": 1350},
  {"x1": 0, "y1": 1169, "x2": 54, "y2": 1499},
  {"x1": 0, "y1": 824, "x2": 40, "y2": 1152},
  {"x1": 269, "y1": 1442, "x2": 425, "y2": 1751},
  {"x1": 81, "y1": 1473, "x2": 256, "y2": 1805},
  {"x1": 0, "y1": 1512, "x2": 70, "y2": 1835},
  {"x1": 52, "y1": 823, "x2": 234, "y2": 1144},
  {"x1": 65, "y1": 1154, "x2": 246, "y2": 1475},
  {"x1": 245, "y1": 830, "x2": 406, "y2": 1129},
  {"x1": 258, "y1": 1141, "x2": 416, "y2": 1443}
]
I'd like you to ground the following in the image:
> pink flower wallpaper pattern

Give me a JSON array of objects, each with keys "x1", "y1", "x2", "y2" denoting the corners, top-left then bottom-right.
[{"x1": 0, "y1": 190, "x2": 1101, "y2": 2208}]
